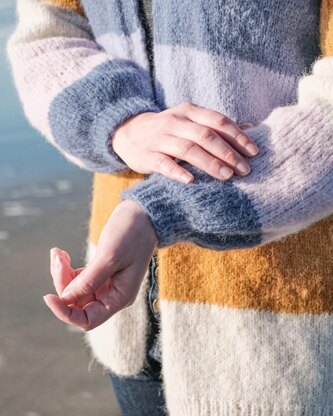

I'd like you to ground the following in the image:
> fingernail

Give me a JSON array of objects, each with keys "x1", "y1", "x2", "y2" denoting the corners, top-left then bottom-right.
[
  {"x1": 43, "y1": 295, "x2": 49, "y2": 305},
  {"x1": 62, "y1": 288, "x2": 72, "y2": 300},
  {"x1": 219, "y1": 166, "x2": 233, "y2": 179},
  {"x1": 55, "y1": 255, "x2": 61, "y2": 273},
  {"x1": 180, "y1": 173, "x2": 193, "y2": 184},
  {"x1": 236, "y1": 161, "x2": 251, "y2": 175},
  {"x1": 245, "y1": 143, "x2": 259, "y2": 156},
  {"x1": 50, "y1": 248, "x2": 56, "y2": 262}
]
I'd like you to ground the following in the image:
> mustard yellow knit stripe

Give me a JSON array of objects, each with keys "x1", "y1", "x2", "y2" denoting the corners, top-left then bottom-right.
[
  {"x1": 157, "y1": 215, "x2": 333, "y2": 314},
  {"x1": 89, "y1": 172, "x2": 145, "y2": 246},
  {"x1": 320, "y1": 0, "x2": 333, "y2": 56},
  {"x1": 42, "y1": 0, "x2": 85, "y2": 16}
]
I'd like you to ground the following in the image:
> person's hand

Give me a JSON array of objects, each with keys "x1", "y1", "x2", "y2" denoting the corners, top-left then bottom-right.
[
  {"x1": 43, "y1": 200, "x2": 157, "y2": 331},
  {"x1": 112, "y1": 102, "x2": 259, "y2": 183}
]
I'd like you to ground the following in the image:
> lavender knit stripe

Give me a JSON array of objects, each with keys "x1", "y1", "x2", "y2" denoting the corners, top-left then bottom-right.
[{"x1": 154, "y1": 44, "x2": 299, "y2": 124}]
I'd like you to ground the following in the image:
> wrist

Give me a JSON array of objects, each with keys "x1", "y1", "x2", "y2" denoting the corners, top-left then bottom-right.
[
  {"x1": 115, "y1": 200, "x2": 158, "y2": 247},
  {"x1": 111, "y1": 111, "x2": 157, "y2": 154}
]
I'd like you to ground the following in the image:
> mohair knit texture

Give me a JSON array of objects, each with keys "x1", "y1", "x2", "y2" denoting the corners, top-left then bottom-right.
[{"x1": 7, "y1": 1, "x2": 333, "y2": 415}]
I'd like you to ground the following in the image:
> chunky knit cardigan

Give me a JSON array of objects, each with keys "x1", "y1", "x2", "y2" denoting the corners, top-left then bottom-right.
[{"x1": 7, "y1": 0, "x2": 333, "y2": 414}]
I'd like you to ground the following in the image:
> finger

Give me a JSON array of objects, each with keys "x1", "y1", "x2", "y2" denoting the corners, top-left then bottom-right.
[
  {"x1": 43, "y1": 294, "x2": 89, "y2": 330},
  {"x1": 43, "y1": 293, "x2": 116, "y2": 331},
  {"x1": 150, "y1": 152, "x2": 195, "y2": 184},
  {"x1": 164, "y1": 118, "x2": 251, "y2": 176},
  {"x1": 50, "y1": 247, "x2": 71, "y2": 278},
  {"x1": 180, "y1": 103, "x2": 259, "y2": 157},
  {"x1": 60, "y1": 256, "x2": 115, "y2": 304},
  {"x1": 50, "y1": 250, "x2": 94, "y2": 307},
  {"x1": 50, "y1": 250, "x2": 75, "y2": 297},
  {"x1": 60, "y1": 249, "x2": 71, "y2": 263},
  {"x1": 152, "y1": 137, "x2": 235, "y2": 180}
]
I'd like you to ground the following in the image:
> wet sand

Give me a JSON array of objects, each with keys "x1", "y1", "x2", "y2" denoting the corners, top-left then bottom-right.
[{"x1": 0, "y1": 174, "x2": 120, "y2": 416}]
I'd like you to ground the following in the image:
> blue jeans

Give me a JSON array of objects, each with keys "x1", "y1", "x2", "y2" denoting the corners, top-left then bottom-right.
[{"x1": 107, "y1": 253, "x2": 167, "y2": 416}]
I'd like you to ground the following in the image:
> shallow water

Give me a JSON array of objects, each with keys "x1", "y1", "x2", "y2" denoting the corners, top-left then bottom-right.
[{"x1": 0, "y1": 1, "x2": 87, "y2": 191}]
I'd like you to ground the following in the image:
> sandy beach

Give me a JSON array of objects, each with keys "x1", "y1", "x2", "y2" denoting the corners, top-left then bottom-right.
[{"x1": 0, "y1": 174, "x2": 121, "y2": 416}]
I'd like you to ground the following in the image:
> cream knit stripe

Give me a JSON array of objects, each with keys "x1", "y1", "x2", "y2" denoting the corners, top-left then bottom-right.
[
  {"x1": 160, "y1": 300, "x2": 333, "y2": 416},
  {"x1": 83, "y1": 242, "x2": 151, "y2": 376}
]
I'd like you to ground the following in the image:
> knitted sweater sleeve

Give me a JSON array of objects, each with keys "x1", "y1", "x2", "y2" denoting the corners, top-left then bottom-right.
[
  {"x1": 121, "y1": 56, "x2": 333, "y2": 250},
  {"x1": 6, "y1": 0, "x2": 160, "y2": 173}
]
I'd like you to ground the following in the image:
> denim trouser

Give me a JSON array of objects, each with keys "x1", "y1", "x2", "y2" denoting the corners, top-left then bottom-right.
[{"x1": 108, "y1": 253, "x2": 167, "y2": 416}]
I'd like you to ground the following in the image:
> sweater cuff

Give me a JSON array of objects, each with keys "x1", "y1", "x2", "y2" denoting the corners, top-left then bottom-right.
[
  {"x1": 94, "y1": 97, "x2": 161, "y2": 172},
  {"x1": 121, "y1": 177, "x2": 193, "y2": 247}
]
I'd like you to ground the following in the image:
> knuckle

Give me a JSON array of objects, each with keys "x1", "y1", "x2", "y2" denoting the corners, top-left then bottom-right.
[
  {"x1": 154, "y1": 154, "x2": 169, "y2": 170},
  {"x1": 161, "y1": 113, "x2": 176, "y2": 128},
  {"x1": 213, "y1": 114, "x2": 228, "y2": 127},
  {"x1": 234, "y1": 132, "x2": 249, "y2": 147},
  {"x1": 81, "y1": 278, "x2": 97, "y2": 295},
  {"x1": 178, "y1": 139, "x2": 196, "y2": 158},
  {"x1": 166, "y1": 164, "x2": 180, "y2": 178},
  {"x1": 223, "y1": 150, "x2": 238, "y2": 166},
  {"x1": 207, "y1": 156, "x2": 222, "y2": 173},
  {"x1": 198, "y1": 128, "x2": 214, "y2": 144}
]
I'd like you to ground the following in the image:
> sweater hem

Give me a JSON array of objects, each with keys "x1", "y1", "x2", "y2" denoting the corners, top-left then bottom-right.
[{"x1": 170, "y1": 399, "x2": 333, "y2": 416}]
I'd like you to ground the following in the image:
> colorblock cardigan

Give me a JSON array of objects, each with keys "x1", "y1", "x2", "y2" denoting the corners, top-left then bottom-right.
[{"x1": 7, "y1": 0, "x2": 333, "y2": 414}]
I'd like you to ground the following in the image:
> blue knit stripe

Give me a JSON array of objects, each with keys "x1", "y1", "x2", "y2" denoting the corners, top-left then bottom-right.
[
  {"x1": 81, "y1": 0, "x2": 140, "y2": 37},
  {"x1": 48, "y1": 60, "x2": 160, "y2": 172},
  {"x1": 152, "y1": 0, "x2": 320, "y2": 74},
  {"x1": 121, "y1": 166, "x2": 262, "y2": 250}
]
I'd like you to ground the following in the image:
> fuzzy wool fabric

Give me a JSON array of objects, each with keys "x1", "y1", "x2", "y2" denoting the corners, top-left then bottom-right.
[{"x1": 7, "y1": 1, "x2": 333, "y2": 415}]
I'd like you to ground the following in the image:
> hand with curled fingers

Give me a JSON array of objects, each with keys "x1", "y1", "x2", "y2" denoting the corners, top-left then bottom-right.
[
  {"x1": 111, "y1": 102, "x2": 259, "y2": 183},
  {"x1": 43, "y1": 200, "x2": 157, "y2": 331}
]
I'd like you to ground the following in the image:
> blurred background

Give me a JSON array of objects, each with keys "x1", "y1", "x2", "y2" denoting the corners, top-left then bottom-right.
[{"x1": 0, "y1": 2, "x2": 120, "y2": 415}]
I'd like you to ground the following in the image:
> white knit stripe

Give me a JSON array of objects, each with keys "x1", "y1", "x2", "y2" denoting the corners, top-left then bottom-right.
[
  {"x1": 8, "y1": 0, "x2": 91, "y2": 43},
  {"x1": 298, "y1": 56, "x2": 333, "y2": 105},
  {"x1": 97, "y1": 28, "x2": 150, "y2": 71},
  {"x1": 154, "y1": 44, "x2": 298, "y2": 124},
  {"x1": 160, "y1": 300, "x2": 333, "y2": 416},
  {"x1": 83, "y1": 242, "x2": 150, "y2": 376},
  {"x1": 232, "y1": 99, "x2": 333, "y2": 243}
]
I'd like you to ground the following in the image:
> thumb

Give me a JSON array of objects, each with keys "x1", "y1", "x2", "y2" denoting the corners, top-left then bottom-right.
[{"x1": 61, "y1": 256, "x2": 115, "y2": 304}]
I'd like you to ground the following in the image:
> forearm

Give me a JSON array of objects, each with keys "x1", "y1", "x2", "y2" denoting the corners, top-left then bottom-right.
[
  {"x1": 121, "y1": 57, "x2": 333, "y2": 249},
  {"x1": 6, "y1": 0, "x2": 160, "y2": 173}
]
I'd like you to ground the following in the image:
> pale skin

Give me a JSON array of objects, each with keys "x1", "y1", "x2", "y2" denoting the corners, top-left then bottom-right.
[{"x1": 43, "y1": 102, "x2": 259, "y2": 331}]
